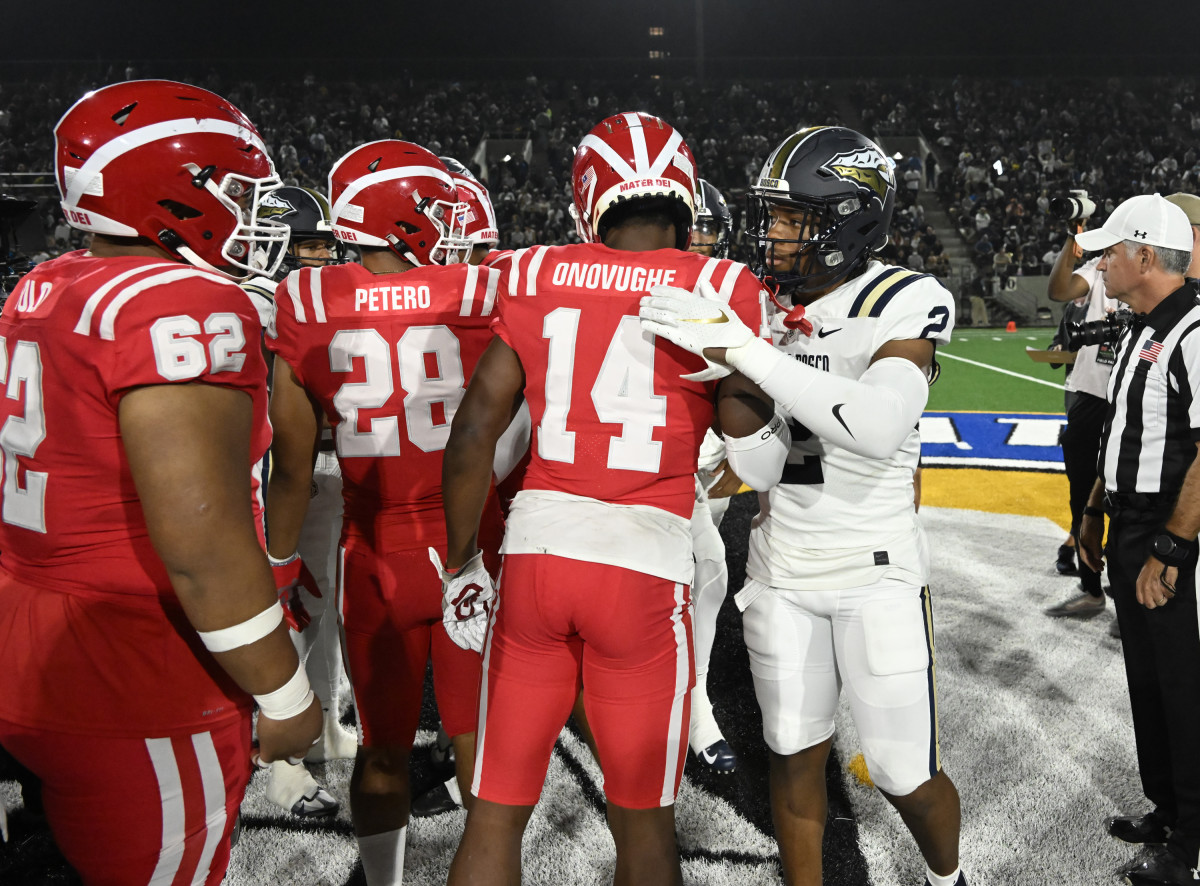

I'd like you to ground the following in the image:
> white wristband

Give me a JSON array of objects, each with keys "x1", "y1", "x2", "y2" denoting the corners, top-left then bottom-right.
[
  {"x1": 197, "y1": 601, "x2": 284, "y2": 653},
  {"x1": 268, "y1": 551, "x2": 299, "y2": 567},
  {"x1": 254, "y1": 661, "x2": 314, "y2": 721}
]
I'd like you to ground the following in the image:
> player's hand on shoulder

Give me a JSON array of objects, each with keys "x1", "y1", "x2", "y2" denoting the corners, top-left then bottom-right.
[
  {"x1": 429, "y1": 548, "x2": 495, "y2": 653},
  {"x1": 639, "y1": 280, "x2": 756, "y2": 377}
]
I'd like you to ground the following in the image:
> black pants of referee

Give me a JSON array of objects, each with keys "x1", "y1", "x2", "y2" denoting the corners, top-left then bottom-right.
[
  {"x1": 1106, "y1": 506, "x2": 1200, "y2": 864},
  {"x1": 1062, "y1": 392, "x2": 1106, "y2": 595}
]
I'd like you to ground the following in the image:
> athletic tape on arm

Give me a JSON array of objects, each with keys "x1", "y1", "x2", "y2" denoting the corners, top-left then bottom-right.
[
  {"x1": 197, "y1": 601, "x2": 285, "y2": 653},
  {"x1": 726, "y1": 338, "x2": 929, "y2": 459}
]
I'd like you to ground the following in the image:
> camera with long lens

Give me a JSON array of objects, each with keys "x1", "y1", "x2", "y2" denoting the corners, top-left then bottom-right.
[
  {"x1": 1065, "y1": 309, "x2": 1133, "y2": 351},
  {"x1": 1049, "y1": 189, "x2": 1097, "y2": 222}
]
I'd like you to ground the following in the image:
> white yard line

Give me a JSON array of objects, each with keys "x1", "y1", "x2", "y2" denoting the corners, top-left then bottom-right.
[{"x1": 939, "y1": 351, "x2": 1064, "y2": 390}]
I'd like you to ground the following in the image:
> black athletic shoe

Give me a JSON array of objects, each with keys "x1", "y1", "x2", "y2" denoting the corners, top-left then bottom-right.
[
  {"x1": 1056, "y1": 544, "x2": 1077, "y2": 575},
  {"x1": 411, "y1": 781, "x2": 462, "y2": 817},
  {"x1": 1122, "y1": 844, "x2": 1197, "y2": 884},
  {"x1": 693, "y1": 739, "x2": 738, "y2": 773},
  {"x1": 429, "y1": 727, "x2": 456, "y2": 777},
  {"x1": 1107, "y1": 812, "x2": 1171, "y2": 845}
]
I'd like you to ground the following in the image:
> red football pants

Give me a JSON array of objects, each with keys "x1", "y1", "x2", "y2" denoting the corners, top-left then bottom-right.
[
  {"x1": 473, "y1": 554, "x2": 693, "y2": 809},
  {"x1": 0, "y1": 714, "x2": 252, "y2": 886}
]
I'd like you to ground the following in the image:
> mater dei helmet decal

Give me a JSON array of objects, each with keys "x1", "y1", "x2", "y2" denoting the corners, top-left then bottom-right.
[{"x1": 821, "y1": 146, "x2": 895, "y2": 203}]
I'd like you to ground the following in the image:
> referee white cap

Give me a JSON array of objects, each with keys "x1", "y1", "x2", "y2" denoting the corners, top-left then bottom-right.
[{"x1": 1075, "y1": 193, "x2": 1193, "y2": 253}]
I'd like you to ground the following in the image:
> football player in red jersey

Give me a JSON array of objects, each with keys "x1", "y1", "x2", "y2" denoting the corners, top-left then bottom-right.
[
  {"x1": 439, "y1": 112, "x2": 788, "y2": 886},
  {"x1": 264, "y1": 140, "x2": 505, "y2": 885},
  {"x1": 0, "y1": 80, "x2": 321, "y2": 885}
]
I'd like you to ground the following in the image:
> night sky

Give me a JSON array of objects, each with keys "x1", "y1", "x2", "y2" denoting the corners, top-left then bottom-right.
[{"x1": 4, "y1": 1, "x2": 1196, "y2": 78}]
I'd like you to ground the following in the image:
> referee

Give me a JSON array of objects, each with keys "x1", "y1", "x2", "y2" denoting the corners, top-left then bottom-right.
[{"x1": 1077, "y1": 193, "x2": 1200, "y2": 885}]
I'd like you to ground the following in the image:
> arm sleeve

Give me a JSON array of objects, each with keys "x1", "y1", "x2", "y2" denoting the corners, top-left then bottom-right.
[
  {"x1": 726, "y1": 338, "x2": 929, "y2": 460},
  {"x1": 724, "y1": 412, "x2": 791, "y2": 491}
]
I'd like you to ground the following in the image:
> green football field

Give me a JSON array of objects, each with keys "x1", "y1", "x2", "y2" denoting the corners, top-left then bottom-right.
[{"x1": 929, "y1": 326, "x2": 1068, "y2": 414}]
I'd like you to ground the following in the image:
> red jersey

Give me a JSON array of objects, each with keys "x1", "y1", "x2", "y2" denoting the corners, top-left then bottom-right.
[
  {"x1": 493, "y1": 243, "x2": 768, "y2": 520},
  {"x1": 266, "y1": 261, "x2": 501, "y2": 548},
  {"x1": 0, "y1": 251, "x2": 270, "y2": 734}
]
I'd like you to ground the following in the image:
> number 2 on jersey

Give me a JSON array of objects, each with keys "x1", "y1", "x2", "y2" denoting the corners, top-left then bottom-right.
[
  {"x1": 0, "y1": 337, "x2": 48, "y2": 532},
  {"x1": 540, "y1": 310, "x2": 666, "y2": 473}
]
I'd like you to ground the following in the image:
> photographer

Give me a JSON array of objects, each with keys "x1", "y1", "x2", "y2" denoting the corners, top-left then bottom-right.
[
  {"x1": 1076, "y1": 195, "x2": 1200, "y2": 885},
  {"x1": 1045, "y1": 191, "x2": 1119, "y2": 619}
]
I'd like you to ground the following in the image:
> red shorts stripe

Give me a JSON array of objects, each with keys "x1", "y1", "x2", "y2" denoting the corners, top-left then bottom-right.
[{"x1": 0, "y1": 716, "x2": 251, "y2": 886}]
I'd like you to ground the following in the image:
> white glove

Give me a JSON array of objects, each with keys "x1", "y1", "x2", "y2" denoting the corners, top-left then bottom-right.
[
  {"x1": 429, "y1": 547, "x2": 495, "y2": 653},
  {"x1": 639, "y1": 280, "x2": 757, "y2": 379}
]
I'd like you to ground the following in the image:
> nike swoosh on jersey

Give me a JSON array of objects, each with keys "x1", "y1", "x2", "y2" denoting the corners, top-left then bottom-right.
[
  {"x1": 832, "y1": 403, "x2": 854, "y2": 438},
  {"x1": 817, "y1": 327, "x2": 842, "y2": 337}
]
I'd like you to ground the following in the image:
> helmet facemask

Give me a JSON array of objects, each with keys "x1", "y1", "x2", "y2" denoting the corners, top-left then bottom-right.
[
  {"x1": 176, "y1": 163, "x2": 290, "y2": 280},
  {"x1": 749, "y1": 193, "x2": 882, "y2": 294}
]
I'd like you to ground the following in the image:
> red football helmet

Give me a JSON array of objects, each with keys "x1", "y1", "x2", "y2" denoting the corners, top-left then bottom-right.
[
  {"x1": 570, "y1": 112, "x2": 697, "y2": 249},
  {"x1": 439, "y1": 156, "x2": 499, "y2": 248},
  {"x1": 328, "y1": 140, "x2": 472, "y2": 266},
  {"x1": 54, "y1": 79, "x2": 288, "y2": 280}
]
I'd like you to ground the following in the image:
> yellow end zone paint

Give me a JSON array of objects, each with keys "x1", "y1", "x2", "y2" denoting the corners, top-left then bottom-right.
[{"x1": 921, "y1": 468, "x2": 1071, "y2": 532}]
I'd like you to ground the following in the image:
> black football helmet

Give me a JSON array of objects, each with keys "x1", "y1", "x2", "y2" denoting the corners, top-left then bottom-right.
[
  {"x1": 748, "y1": 126, "x2": 896, "y2": 293},
  {"x1": 692, "y1": 179, "x2": 733, "y2": 259},
  {"x1": 256, "y1": 186, "x2": 345, "y2": 281}
]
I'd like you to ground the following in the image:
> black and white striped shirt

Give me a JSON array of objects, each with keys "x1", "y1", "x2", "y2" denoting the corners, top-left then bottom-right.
[{"x1": 1100, "y1": 281, "x2": 1200, "y2": 495}]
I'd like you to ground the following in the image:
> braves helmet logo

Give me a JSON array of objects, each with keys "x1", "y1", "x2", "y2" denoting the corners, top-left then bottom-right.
[
  {"x1": 822, "y1": 148, "x2": 894, "y2": 202},
  {"x1": 258, "y1": 190, "x2": 298, "y2": 219}
]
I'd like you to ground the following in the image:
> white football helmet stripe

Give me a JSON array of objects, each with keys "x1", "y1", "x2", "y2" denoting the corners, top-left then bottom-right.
[
  {"x1": 577, "y1": 134, "x2": 637, "y2": 181},
  {"x1": 330, "y1": 164, "x2": 454, "y2": 226},
  {"x1": 64, "y1": 118, "x2": 268, "y2": 208},
  {"x1": 626, "y1": 112, "x2": 651, "y2": 174}
]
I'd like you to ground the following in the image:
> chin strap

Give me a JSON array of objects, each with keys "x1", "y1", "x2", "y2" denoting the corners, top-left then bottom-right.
[{"x1": 764, "y1": 279, "x2": 814, "y2": 334}]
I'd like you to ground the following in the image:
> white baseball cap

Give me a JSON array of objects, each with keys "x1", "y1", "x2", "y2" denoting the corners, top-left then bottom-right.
[{"x1": 1075, "y1": 193, "x2": 1193, "y2": 253}]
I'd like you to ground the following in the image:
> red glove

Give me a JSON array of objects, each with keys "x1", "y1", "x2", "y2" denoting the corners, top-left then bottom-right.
[{"x1": 269, "y1": 552, "x2": 321, "y2": 632}]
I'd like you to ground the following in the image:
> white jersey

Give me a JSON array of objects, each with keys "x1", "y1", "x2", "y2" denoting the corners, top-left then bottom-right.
[
  {"x1": 241, "y1": 274, "x2": 277, "y2": 330},
  {"x1": 747, "y1": 262, "x2": 954, "y2": 591}
]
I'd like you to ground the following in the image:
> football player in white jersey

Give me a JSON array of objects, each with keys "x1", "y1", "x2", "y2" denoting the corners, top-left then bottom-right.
[
  {"x1": 641, "y1": 126, "x2": 966, "y2": 886},
  {"x1": 244, "y1": 186, "x2": 357, "y2": 818}
]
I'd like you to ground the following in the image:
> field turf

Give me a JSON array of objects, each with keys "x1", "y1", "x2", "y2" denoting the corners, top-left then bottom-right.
[{"x1": 930, "y1": 326, "x2": 1067, "y2": 414}]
